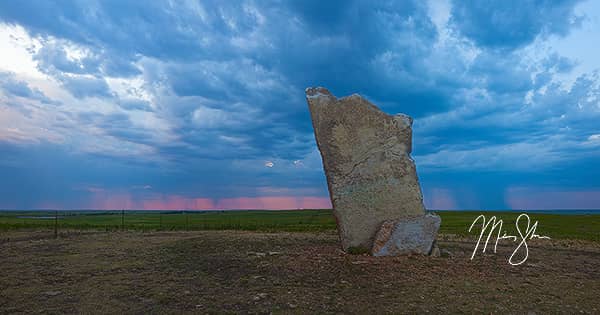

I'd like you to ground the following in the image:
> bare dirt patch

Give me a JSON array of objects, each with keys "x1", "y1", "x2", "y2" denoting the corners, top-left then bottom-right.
[{"x1": 1, "y1": 230, "x2": 599, "y2": 314}]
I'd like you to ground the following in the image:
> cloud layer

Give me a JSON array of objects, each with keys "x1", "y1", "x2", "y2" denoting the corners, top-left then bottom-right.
[{"x1": 0, "y1": 0, "x2": 599, "y2": 209}]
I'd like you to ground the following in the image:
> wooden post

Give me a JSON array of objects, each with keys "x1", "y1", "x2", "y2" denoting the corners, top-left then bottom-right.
[
  {"x1": 54, "y1": 210, "x2": 58, "y2": 239},
  {"x1": 121, "y1": 209, "x2": 125, "y2": 231},
  {"x1": 185, "y1": 211, "x2": 189, "y2": 231},
  {"x1": 159, "y1": 213, "x2": 162, "y2": 230}
]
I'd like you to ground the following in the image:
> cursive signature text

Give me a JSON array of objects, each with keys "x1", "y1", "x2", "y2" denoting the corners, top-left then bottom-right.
[{"x1": 468, "y1": 213, "x2": 551, "y2": 266}]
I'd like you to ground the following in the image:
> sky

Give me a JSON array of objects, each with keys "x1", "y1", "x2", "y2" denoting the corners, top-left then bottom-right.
[{"x1": 0, "y1": 0, "x2": 599, "y2": 210}]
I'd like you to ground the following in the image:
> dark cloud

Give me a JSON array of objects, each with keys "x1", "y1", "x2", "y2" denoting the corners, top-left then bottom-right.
[
  {"x1": 60, "y1": 75, "x2": 113, "y2": 98},
  {"x1": 0, "y1": 1, "x2": 599, "y2": 209},
  {"x1": 450, "y1": 0, "x2": 584, "y2": 49},
  {"x1": 34, "y1": 41, "x2": 99, "y2": 75},
  {"x1": 0, "y1": 71, "x2": 58, "y2": 105},
  {"x1": 118, "y1": 99, "x2": 153, "y2": 112}
]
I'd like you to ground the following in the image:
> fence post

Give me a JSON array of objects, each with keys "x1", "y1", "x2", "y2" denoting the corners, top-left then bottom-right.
[
  {"x1": 185, "y1": 211, "x2": 189, "y2": 231},
  {"x1": 121, "y1": 209, "x2": 125, "y2": 231},
  {"x1": 54, "y1": 210, "x2": 58, "y2": 239},
  {"x1": 159, "y1": 213, "x2": 162, "y2": 230}
]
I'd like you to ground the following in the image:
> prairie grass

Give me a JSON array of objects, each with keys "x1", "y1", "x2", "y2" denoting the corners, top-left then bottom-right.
[{"x1": 0, "y1": 209, "x2": 598, "y2": 241}]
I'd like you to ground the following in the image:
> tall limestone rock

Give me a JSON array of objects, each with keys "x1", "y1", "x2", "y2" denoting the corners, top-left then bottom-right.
[{"x1": 305, "y1": 87, "x2": 436, "y2": 253}]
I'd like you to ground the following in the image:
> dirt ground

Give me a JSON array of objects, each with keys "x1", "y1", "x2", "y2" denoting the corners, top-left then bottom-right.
[{"x1": 1, "y1": 230, "x2": 599, "y2": 314}]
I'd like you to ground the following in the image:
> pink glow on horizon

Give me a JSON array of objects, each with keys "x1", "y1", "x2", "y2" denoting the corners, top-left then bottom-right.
[
  {"x1": 425, "y1": 188, "x2": 458, "y2": 210},
  {"x1": 89, "y1": 191, "x2": 134, "y2": 210},
  {"x1": 505, "y1": 187, "x2": 600, "y2": 210},
  {"x1": 142, "y1": 196, "x2": 214, "y2": 210},
  {"x1": 34, "y1": 190, "x2": 332, "y2": 210},
  {"x1": 215, "y1": 196, "x2": 331, "y2": 210}
]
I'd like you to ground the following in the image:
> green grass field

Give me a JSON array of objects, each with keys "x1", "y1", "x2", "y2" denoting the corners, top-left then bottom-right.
[{"x1": 0, "y1": 210, "x2": 598, "y2": 241}]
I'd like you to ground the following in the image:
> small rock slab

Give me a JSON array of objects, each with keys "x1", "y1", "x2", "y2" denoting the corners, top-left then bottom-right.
[{"x1": 371, "y1": 213, "x2": 441, "y2": 256}]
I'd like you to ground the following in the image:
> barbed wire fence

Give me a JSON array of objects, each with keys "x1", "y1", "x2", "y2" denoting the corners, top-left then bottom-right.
[{"x1": 0, "y1": 209, "x2": 335, "y2": 239}]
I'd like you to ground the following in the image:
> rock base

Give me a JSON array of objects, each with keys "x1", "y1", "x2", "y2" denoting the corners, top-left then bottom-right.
[{"x1": 371, "y1": 213, "x2": 441, "y2": 256}]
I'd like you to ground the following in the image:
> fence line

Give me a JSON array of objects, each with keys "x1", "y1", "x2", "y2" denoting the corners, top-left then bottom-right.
[{"x1": 0, "y1": 210, "x2": 336, "y2": 235}]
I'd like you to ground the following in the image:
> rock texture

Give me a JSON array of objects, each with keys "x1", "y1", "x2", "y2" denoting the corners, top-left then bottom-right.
[
  {"x1": 305, "y1": 87, "x2": 428, "y2": 251},
  {"x1": 371, "y1": 213, "x2": 441, "y2": 256}
]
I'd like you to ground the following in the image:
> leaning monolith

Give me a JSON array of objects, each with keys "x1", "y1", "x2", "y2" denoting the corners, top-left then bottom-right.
[{"x1": 305, "y1": 87, "x2": 439, "y2": 255}]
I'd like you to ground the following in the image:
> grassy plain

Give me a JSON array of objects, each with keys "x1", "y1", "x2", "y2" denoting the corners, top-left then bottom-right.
[
  {"x1": 1, "y1": 209, "x2": 598, "y2": 241},
  {"x1": 1, "y1": 210, "x2": 599, "y2": 313}
]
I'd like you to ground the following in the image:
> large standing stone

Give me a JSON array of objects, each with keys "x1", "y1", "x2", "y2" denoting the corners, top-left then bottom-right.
[{"x1": 305, "y1": 87, "x2": 431, "y2": 252}]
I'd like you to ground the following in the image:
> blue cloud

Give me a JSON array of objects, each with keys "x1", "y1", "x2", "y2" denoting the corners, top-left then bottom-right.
[
  {"x1": 60, "y1": 75, "x2": 112, "y2": 99},
  {"x1": 118, "y1": 99, "x2": 153, "y2": 112},
  {"x1": 450, "y1": 0, "x2": 585, "y2": 48},
  {"x1": 0, "y1": 0, "x2": 599, "y2": 209},
  {"x1": 0, "y1": 71, "x2": 58, "y2": 105}
]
